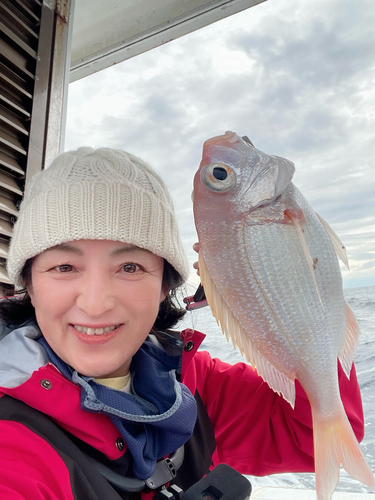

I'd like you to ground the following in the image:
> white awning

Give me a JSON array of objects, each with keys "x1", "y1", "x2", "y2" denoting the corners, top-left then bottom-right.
[{"x1": 70, "y1": 0, "x2": 265, "y2": 82}]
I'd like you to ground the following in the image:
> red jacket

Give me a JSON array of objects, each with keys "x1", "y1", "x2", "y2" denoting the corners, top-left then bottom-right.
[{"x1": 0, "y1": 327, "x2": 365, "y2": 499}]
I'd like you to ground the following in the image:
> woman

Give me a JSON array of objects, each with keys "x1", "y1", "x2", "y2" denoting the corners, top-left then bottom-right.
[{"x1": 0, "y1": 147, "x2": 365, "y2": 500}]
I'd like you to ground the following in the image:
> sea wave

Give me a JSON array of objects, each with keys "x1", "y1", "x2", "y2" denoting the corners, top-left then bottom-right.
[
  {"x1": 346, "y1": 298, "x2": 375, "y2": 310},
  {"x1": 344, "y1": 286, "x2": 375, "y2": 311}
]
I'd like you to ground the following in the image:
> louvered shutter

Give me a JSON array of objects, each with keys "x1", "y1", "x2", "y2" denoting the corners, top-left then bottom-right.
[{"x1": 0, "y1": 0, "x2": 71, "y2": 294}]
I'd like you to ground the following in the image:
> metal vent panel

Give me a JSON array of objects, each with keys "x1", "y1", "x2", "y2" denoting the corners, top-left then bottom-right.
[{"x1": 0, "y1": 0, "x2": 46, "y2": 292}]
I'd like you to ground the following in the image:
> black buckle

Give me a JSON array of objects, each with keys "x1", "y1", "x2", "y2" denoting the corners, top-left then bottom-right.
[
  {"x1": 146, "y1": 446, "x2": 184, "y2": 489},
  {"x1": 86, "y1": 446, "x2": 184, "y2": 493},
  {"x1": 146, "y1": 457, "x2": 176, "y2": 489}
]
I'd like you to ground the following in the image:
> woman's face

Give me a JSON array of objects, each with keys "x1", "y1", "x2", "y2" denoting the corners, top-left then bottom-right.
[{"x1": 29, "y1": 239, "x2": 167, "y2": 378}]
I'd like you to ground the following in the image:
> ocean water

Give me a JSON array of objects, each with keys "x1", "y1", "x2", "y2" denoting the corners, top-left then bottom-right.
[{"x1": 178, "y1": 285, "x2": 375, "y2": 493}]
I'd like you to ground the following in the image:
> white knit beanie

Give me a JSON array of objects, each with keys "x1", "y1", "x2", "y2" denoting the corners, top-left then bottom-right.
[{"x1": 7, "y1": 147, "x2": 189, "y2": 287}]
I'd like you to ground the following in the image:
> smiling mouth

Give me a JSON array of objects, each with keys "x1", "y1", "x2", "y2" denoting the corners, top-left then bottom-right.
[{"x1": 73, "y1": 324, "x2": 121, "y2": 336}]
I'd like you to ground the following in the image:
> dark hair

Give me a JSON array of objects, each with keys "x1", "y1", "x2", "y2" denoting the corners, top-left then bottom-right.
[
  {"x1": 153, "y1": 260, "x2": 186, "y2": 330},
  {"x1": 0, "y1": 258, "x2": 186, "y2": 334},
  {"x1": 0, "y1": 258, "x2": 35, "y2": 326}
]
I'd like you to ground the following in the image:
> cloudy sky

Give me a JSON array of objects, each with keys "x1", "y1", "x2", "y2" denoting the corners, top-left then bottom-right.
[{"x1": 65, "y1": 0, "x2": 375, "y2": 290}]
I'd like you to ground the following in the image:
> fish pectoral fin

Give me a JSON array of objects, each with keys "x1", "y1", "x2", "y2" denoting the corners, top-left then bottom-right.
[
  {"x1": 199, "y1": 250, "x2": 296, "y2": 408},
  {"x1": 284, "y1": 209, "x2": 324, "y2": 308},
  {"x1": 316, "y1": 212, "x2": 350, "y2": 269},
  {"x1": 338, "y1": 301, "x2": 360, "y2": 378}
]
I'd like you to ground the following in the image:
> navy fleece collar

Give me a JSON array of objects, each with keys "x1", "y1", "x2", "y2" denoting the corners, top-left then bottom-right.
[{"x1": 38, "y1": 337, "x2": 197, "y2": 479}]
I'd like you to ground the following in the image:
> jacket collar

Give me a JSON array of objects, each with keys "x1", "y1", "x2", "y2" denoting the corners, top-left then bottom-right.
[
  {"x1": 0, "y1": 321, "x2": 46, "y2": 388},
  {"x1": 0, "y1": 322, "x2": 206, "y2": 390},
  {"x1": 181, "y1": 328, "x2": 206, "y2": 380},
  {"x1": 39, "y1": 335, "x2": 198, "y2": 480}
]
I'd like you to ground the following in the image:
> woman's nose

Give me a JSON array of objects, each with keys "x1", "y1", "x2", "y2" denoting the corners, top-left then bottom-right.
[{"x1": 75, "y1": 273, "x2": 116, "y2": 316}]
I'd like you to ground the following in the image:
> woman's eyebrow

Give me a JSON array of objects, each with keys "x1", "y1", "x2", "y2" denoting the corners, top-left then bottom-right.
[
  {"x1": 42, "y1": 243, "x2": 149, "y2": 257},
  {"x1": 110, "y1": 245, "x2": 148, "y2": 257},
  {"x1": 43, "y1": 244, "x2": 83, "y2": 255}
]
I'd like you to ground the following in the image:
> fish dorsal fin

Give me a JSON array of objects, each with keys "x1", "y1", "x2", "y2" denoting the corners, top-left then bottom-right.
[
  {"x1": 338, "y1": 301, "x2": 360, "y2": 378},
  {"x1": 316, "y1": 212, "x2": 350, "y2": 270},
  {"x1": 198, "y1": 251, "x2": 296, "y2": 408}
]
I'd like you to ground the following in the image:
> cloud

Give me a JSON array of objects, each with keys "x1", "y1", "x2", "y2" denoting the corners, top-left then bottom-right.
[{"x1": 65, "y1": 0, "x2": 375, "y2": 287}]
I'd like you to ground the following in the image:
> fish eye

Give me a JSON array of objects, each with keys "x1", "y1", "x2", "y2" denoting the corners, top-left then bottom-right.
[
  {"x1": 200, "y1": 163, "x2": 236, "y2": 192},
  {"x1": 213, "y1": 166, "x2": 228, "y2": 180}
]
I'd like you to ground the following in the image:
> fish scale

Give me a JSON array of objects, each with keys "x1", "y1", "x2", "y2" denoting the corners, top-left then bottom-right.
[
  {"x1": 207, "y1": 222, "x2": 328, "y2": 379},
  {"x1": 193, "y1": 131, "x2": 374, "y2": 500}
]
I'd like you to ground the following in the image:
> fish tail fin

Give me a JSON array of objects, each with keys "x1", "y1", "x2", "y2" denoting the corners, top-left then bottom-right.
[{"x1": 313, "y1": 410, "x2": 375, "y2": 500}]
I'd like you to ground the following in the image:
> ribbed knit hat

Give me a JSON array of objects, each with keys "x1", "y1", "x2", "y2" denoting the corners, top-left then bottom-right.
[{"x1": 7, "y1": 147, "x2": 189, "y2": 287}]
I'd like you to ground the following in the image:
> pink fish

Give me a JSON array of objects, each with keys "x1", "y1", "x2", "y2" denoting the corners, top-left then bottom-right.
[{"x1": 192, "y1": 131, "x2": 374, "y2": 500}]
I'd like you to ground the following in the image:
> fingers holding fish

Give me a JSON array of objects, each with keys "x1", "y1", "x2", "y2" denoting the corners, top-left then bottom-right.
[{"x1": 193, "y1": 242, "x2": 201, "y2": 276}]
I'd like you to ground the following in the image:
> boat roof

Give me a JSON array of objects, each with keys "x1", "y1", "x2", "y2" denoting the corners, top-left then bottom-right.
[{"x1": 70, "y1": 0, "x2": 265, "y2": 82}]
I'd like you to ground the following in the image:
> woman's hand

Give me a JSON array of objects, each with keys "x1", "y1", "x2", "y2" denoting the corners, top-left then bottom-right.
[
  {"x1": 193, "y1": 242, "x2": 201, "y2": 276},
  {"x1": 183, "y1": 241, "x2": 207, "y2": 310}
]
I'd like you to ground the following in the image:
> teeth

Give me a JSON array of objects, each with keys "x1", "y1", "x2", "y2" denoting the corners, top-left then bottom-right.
[{"x1": 73, "y1": 324, "x2": 120, "y2": 336}]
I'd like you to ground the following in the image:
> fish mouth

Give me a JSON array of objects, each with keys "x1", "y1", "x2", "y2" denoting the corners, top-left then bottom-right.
[{"x1": 72, "y1": 324, "x2": 122, "y2": 336}]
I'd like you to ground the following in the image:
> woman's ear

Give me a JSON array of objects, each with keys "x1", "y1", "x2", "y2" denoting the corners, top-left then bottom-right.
[
  {"x1": 160, "y1": 286, "x2": 169, "y2": 303},
  {"x1": 28, "y1": 288, "x2": 35, "y2": 307}
]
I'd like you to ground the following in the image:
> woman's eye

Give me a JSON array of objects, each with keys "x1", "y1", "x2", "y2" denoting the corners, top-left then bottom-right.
[
  {"x1": 56, "y1": 264, "x2": 74, "y2": 273},
  {"x1": 123, "y1": 263, "x2": 138, "y2": 273}
]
